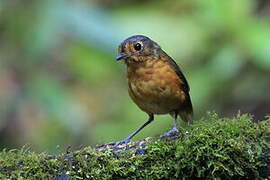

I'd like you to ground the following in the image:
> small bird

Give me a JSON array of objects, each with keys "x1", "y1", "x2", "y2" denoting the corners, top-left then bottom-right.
[{"x1": 114, "y1": 35, "x2": 193, "y2": 145}]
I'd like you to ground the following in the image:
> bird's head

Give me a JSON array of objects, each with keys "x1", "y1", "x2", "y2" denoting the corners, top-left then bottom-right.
[{"x1": 116, "y1": 35, "x2": 161, "y2": 64}]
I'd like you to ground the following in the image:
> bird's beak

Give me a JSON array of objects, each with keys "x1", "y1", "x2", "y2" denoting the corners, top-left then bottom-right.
[{"x1": 116, "y1": 53, "x2": 129, "y2": 61}]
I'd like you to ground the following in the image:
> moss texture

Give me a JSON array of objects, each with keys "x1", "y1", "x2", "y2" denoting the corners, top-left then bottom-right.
[{"x1": 0, "y1": 113, "x2": 269, "y2": 179}]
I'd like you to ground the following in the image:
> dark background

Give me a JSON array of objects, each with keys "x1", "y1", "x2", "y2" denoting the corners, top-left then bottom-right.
[{"x1": 0, "y1": 0, "x2": 269, "y2": 153}]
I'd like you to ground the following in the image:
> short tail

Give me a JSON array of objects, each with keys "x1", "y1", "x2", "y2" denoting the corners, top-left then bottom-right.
[{"x1": 179, "y1": 93, "x2": 193, "y2": 122}]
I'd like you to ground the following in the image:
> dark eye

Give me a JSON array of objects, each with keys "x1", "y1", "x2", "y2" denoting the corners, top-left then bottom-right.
[{"x1": 134, "y1": 43, "x2": 142, "y2": 51}]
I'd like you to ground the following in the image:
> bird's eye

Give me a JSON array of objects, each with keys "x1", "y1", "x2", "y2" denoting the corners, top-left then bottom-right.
[{"x1": 134, "y1": 43, "x2": 142, "y2": 51}]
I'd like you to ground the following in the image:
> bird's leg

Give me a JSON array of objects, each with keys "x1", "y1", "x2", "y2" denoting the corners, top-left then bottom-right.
[
  {"x1": 111, "y1": 114, "x2": 154, "y2": 146},
  {"x1": 161, "y1": 112, "x2": 179, "y2": 138}
]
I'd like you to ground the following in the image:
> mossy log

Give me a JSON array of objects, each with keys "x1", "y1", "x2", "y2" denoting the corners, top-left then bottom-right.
[{"x1": 0, "y1": 113, "x2": 269, "y2": 179}]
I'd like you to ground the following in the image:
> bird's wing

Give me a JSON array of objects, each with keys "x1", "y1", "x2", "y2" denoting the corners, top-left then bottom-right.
[
  {"x1": 160, "y1": 51, "x2": 193, "y2": 119},
  {"x1": 166, "y1": 56, "x2": 190, "y2": 93}
]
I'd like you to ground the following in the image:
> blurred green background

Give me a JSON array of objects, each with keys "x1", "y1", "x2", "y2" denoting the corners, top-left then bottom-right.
[{"x1": 0, "y1": 0, "x2": 269, "y2": 153}]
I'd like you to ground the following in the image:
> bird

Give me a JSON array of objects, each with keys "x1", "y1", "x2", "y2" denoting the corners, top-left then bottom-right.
[{"x1": 113, "y1": 35, "x2": 193, "y2": 145}]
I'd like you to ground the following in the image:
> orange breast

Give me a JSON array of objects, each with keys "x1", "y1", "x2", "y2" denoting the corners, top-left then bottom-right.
[{"x1": 127, "y1": 59, "x2": 186, "y2": 114}]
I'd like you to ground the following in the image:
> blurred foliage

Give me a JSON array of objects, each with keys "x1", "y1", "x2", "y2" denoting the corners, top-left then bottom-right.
[{"x1": 0, "y1": 0, "x2": 269, "y2": 152}]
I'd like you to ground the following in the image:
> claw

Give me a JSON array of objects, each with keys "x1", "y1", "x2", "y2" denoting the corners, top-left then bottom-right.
[
  {"x1": 109, "y1": 138, "x2": 130, "y2": 146},
  {"x1": 161, "y1": 127, "x2": 179, "y2": 138}
]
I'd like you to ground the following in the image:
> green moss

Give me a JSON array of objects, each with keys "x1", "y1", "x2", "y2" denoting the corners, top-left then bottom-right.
[{"x1": 0, "y1": 113, "x2": 269, "y2": 179}]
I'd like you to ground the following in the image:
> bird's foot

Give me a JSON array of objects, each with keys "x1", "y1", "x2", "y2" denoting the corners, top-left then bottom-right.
[
  {"x1": 160, "y1": 127, "x2": 180, "y2": 138},
  {"x1": 108, "y1": 138, "x2": 130, "y2": 147}
]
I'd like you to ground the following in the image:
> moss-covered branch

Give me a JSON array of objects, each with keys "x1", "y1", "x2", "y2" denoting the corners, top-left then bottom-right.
[{"x1": 0, "y1": 113, "x2": 269, "y2": 179}]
